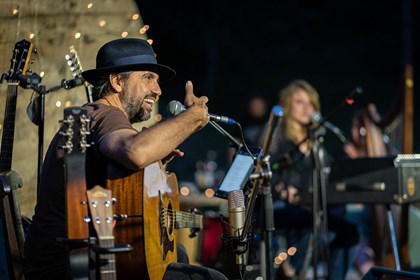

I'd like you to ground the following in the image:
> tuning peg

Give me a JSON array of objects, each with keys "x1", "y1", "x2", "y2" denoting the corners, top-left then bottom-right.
[
  {"x1": 32, "y1": 48, "x2": 38, "y2": 54},
  {"x1": 65, "y1": 53, "x2": 75, "y2": 61},
  {"x1": 60, "y1": 142, "x2": 73, "y2": 153},
  {"x1": 59, "y1": 115, "x2": 75, "y2": 125},
  {"x1": 30, "y1": 59, "x2": 35, "y2": 64},
  {"x1": 69, "y1": 65, "x2": 80, "y2": 72},
  {"x1": 79, "y1": 141, "x2": 91, "y2": 153}
]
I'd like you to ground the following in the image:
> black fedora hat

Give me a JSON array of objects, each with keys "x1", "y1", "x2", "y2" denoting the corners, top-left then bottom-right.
[{"x1": 82, "y1": 38, "x2": 176, "y2": 85}]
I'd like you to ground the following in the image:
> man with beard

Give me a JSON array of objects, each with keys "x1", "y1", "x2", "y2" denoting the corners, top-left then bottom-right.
[{"x1": 24, "y1": 38, "x2": 227, "y2": 280}]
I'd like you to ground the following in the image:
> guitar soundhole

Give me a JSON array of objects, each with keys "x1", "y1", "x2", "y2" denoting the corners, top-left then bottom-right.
[{"x1": 166, "y1": 201, "x2": 174, "y2": 236}]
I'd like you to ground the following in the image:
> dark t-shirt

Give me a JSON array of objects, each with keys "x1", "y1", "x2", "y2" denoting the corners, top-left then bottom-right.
[
  {"x1": 24, "y1": 103, "x2": 228, "y2": 280},
  {"x1": 24, "y1": 103, "x2": 134, "y2": 279}
]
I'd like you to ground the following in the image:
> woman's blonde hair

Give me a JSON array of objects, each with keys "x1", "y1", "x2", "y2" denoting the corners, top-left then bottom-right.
[{"x1": 279, "y1": 79, "x2": 321, "y2": 144}]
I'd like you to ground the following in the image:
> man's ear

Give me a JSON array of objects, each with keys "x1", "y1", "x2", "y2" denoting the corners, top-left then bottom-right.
[{"x1": 109, "y1": 73, "x2": 123, "y2": 93}]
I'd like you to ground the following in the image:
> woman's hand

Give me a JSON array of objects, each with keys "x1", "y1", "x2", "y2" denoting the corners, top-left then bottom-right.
[{"x1": 277, "y1": 183, "x2": 299, "y2": 204}]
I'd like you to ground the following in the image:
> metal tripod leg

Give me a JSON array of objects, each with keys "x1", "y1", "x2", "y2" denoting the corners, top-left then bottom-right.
[{"x1": 386, "y1": 205, "x2": 401, "y2": 270}]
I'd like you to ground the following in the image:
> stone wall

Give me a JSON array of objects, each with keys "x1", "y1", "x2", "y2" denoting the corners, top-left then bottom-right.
[{"x1": 0, "y1": 0, "x2": 154, "y2": 217}]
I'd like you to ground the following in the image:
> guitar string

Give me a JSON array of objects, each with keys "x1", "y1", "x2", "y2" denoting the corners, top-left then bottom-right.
[{"x1": 161, "y1": 209, "x2": 202, "y2": 226}]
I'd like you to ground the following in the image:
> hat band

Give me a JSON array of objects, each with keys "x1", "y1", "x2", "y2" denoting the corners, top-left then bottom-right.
[{"x1": 106, "y1": 54, "x2": 157, "y2": 67}]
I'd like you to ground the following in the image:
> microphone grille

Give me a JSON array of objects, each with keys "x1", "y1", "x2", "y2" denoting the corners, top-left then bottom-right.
[
  {"x1": 167, "y1": 100, "x2": 185, "y2": 116},
  {"x1": 228, "y1": 190, "x2": 245, "y2": 209}
]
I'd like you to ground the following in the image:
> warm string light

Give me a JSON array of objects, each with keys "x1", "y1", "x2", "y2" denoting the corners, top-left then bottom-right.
[
  {"x1": 139, "y1": 24, "x2": 149, "y2": 34},
  {"x1": 274, "y1": 246, "x2": 298, "y2": 265},
  {"x1": 287, "y1": 246, "x2": 297, "y2": 256},
  {"x1": 17, "y1": 1, "x2": 152, "y2": 109},
  {"x1": 204, "y1": 188, "x2": 215, "y2": 197},
  {"x1": 98, "y1": 20, "x2": 106, "y2": 27},
  {"x1": 180, "y1": 186, "x2": 190, "y2": 196}
]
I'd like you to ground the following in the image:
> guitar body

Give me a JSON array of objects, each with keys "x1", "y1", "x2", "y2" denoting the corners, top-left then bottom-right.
[
  {"x1": 143, "y1": 163, "x2": 178, "y2": 279},
  {"x1": 107, "y1": 162, "x2": 178, "y2": 280}
]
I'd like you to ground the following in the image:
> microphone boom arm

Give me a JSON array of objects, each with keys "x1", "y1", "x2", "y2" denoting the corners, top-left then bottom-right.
[{"x1": 208, "y1": 121, "x2": 243, "y2": 150}]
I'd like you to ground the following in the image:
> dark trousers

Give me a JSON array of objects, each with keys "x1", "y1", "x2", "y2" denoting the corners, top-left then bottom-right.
[{"x1": 163, "y1": 244, "x2": 228, "y2": 280}]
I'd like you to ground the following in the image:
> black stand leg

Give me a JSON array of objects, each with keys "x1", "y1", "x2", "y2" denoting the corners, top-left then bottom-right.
[
  {"x1": 386, "y1": 204, "x2": 401, "y2": 270},
  {"x1": 304, "y1": 130, "x2": 330, "y2": 280},
  {"x1": 262, "y1": 185, "x2": 275, "y2": 280},
  {"x1": 36, "y1": 93, "x2": 45, "y2": 201}
]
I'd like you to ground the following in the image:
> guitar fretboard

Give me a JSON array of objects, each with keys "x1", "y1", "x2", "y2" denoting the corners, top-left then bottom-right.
[
  {"x1": 98, "y1": 237, "x2": 117, "y2": 280},
  {"x1": 0, "y1": 83, "x2": 18, "y2": 172},
  {"x1": 174, "y1": 210, "x2": 203, "y2": 229}
]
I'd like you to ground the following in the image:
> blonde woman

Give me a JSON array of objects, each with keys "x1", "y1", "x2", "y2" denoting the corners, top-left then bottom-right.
[{"x1": 258, "y1": 79, "x2": 359, "y2": 279}]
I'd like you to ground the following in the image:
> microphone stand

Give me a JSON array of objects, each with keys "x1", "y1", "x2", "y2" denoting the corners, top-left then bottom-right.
[
  {"x1": 296, "y1": 87, "x2": 362, "y2": 280},
  {"x1": 306, "y1": 125, "x2": 330, "y2": 280},
  {"x1": 242, "y1": 105, "x2": 283, "y2": 280},
  {"x1": 22, "y1": 76, "x2": 78, "y2": 201}
]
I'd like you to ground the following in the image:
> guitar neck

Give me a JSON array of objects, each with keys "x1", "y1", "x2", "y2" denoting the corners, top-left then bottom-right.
[
  {"x1": 174, "y1": 211, "x2": 203, "y2": 230},
  {"x1": 0, "y1": 83, "x2": 18, "y2": 172},
  {"x1": 97, "y1": 237, "x2": 117, "y2": 280}
]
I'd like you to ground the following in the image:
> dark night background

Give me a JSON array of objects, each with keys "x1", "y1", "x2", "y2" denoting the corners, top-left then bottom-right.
[{"x1": 136, "y1": 0, "x2": 420, "y2": 182}]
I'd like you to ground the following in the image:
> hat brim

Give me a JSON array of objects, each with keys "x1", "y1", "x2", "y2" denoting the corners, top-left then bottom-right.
[{"x1": 82, "y1": 63, "x2": 176, "y2": 86}]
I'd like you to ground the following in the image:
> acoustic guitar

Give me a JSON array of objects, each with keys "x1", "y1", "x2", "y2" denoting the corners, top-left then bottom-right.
[
  {"x1": 107, "y1": 161, "x2": 203, "y2": 280},
  {"x1": 61, "y1": 106, "x2": 91, "y2": 278},
  {"x1": 0, "y1": 39, "x2": 35, "y2": 280}
]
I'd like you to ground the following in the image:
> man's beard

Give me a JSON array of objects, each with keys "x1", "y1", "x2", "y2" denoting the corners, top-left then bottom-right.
[{"x1": 120, "y1": 90, "x2": 151, "y2": 123}]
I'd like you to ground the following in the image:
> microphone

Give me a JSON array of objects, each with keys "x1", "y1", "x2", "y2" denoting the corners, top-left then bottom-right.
[
  {"x1": 228, "y1": 189, "x2": 246, "y2": 265},
  {"x1": 61, "y1": 76, "x2": 84, "y2": 90},
  {"x1": 167, "y1": 100, "x2": 237, "y2": 125},
  {"x1": 311, "y1": 112, "x2": 349, "y2": 144}
]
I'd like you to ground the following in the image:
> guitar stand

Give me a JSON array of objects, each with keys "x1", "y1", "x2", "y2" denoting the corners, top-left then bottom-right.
[
  {"x1": 0, "y1": 170, "x2": 25, "y2": 254},
  {"x1": 0, "y1": 170, "x2": 26, "y2": 279},
  {"x1": 90, "y1": 243, "x2": 133, "y2": 255},
  {"x1": 90, "y1": 240, "x2": 133, "y2": 280},
  {"x1": 58, "y1": 236, "x2": 133, "y2": 280}
]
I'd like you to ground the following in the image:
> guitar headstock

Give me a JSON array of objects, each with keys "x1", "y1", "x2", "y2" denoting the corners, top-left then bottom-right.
[
  {"x1": 86, "y1": 185, "x2": 115, "y2": 239},
  {"x1": 60, "y1": 106, "x2": 91, "y2": 154},
  {"x1": 65, "y1": 45, "x2": 83, "y2": 79},
  {"x1": 1, "y1": 39, "x2": 35, "y2": 84}
]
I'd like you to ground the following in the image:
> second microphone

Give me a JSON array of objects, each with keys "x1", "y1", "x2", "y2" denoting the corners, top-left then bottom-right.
[{"x1": 167, "y1": 100, "x2": 237, "y2": 125}]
